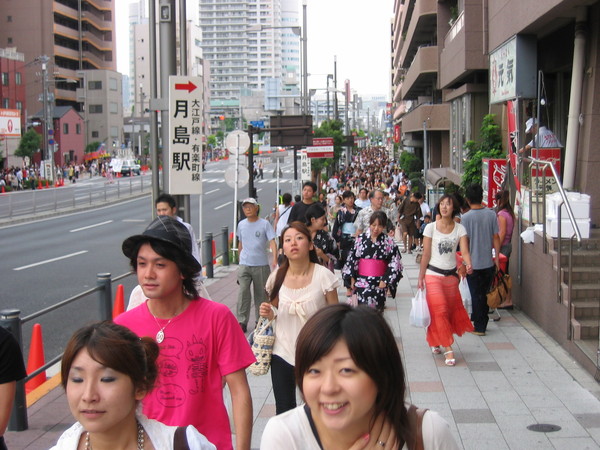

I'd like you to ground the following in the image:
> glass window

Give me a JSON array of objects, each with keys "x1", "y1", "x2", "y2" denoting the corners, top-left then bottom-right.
[
  {"x1": 76, "y1": 123, "x2": 81, "y2": 134},
  {"x1": 63, "y1": 123, "x2": 69, "y2": 134},
  {"x1": 1, "y1": 73, "x2": 8, "y2": 86},
  {"x1": 92, "y1": 131, "x2": 99, "y2": 138},
  {"x1": 16, "y1": 101, "x2": 22, "y2": 110},
  {"x1": 88, "y1": 80, "x2": 102, "y2": 90},
  {"x1": 15, "y1": 72, "x2": 21, "y2": 85},
  {"x1": 2, "y1": 98, "x2": 9, "y2": 108},
  {"x1": 89, "y1": 105, "x2": 103, "y2": 113},
  {"x1": 109, "y1": 102, "x2": 118, "y2": 113},
  {"x1": 109, "y1": 78, "x2": 118, "y2": 90}
]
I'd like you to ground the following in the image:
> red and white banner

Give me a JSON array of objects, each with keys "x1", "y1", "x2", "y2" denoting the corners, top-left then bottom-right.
[
  {"x1": 0, "y1": 109, "x2": 21, "y2": 137},
  {"x1": 307, "y1": 137, "x2": 334, "y2": 158},
  {"x1": 506, "y1": 99, "x2": 520, "y2": 192}
]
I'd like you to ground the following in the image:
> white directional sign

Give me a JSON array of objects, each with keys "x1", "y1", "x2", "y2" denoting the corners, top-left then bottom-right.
[
  {"x1": 168, "y1": 76, "x2": 203, "y2": 195},
  {"x1": 300, "y1": 150, "x2": 311, "y2": 181},
  {"x1": 225, "y1": 130, "x2": 250, "y2": 156}
]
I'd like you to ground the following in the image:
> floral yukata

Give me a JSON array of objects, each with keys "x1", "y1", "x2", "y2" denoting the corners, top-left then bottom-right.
[{"x1": 342, "y1": 229, "x2": 403, "y2": 310}]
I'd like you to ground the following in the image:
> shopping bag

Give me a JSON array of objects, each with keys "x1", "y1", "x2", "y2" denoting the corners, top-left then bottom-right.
[
  {"x1": 487, "y1": 269, "x2": 511, "y2": 309},
  {"x1": 248, "y1": 317, "x2": 275, "y2": 376},
  {"x1": 409, "y1": 288, "x2": 431, "y2": 328},
  {"x1": 459, "y1": 277, "x2": 472, "y2": 314}
]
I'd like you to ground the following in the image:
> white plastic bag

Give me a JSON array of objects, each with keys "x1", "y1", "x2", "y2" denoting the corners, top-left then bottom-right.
[
  {"x1": 520, "y1": 226, "x2": 535, "y2": 244},
  {"x1": 409, "y1": 288, "x2": 431, "y2": 328},
  {"x1": 459, "y1": 277, "x2": 472, "y2": 314}
]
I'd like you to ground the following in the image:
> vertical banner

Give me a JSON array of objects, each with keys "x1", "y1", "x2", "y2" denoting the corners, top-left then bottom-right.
[
  {"x1": 482, "y1": 158, "x2": 507, "y2": 207},
  {"x1": 168, "y1": 76, "x2": 204, "y2": 195},
  {"x1": 506, "y1": 99, "x2": 521, "y2": 192}
]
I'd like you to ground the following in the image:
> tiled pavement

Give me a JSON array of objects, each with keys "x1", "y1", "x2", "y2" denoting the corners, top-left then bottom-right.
[{"x1": 6, "y1": 255, "x2": 600, "y2": 449}]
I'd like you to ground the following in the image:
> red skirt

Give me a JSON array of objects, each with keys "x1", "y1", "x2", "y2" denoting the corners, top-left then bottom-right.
[{"x1": 424, "y1": 274, "x2": 473, "y2": 347}]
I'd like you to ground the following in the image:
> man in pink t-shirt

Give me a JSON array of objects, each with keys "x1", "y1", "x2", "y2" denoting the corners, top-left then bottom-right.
[{"x1": 115, "y1": 216, "x2": 255, "y2": 450}]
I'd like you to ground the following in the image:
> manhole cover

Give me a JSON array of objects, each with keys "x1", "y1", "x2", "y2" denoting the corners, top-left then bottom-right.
[{"x1": 527, "y1": 424, "x2": 562, "y2": 432}]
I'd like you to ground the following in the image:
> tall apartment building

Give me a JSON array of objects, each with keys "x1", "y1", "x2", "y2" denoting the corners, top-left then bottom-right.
[
  {"x1": 200, "y1": 0, "x2": 301, "y2": 124},
  {"x1": 0, "y1": 0, "x2": 116, "y2": 115},
  {"x1": 392, "y1": 0, "x2": 600, "y2": 378}
]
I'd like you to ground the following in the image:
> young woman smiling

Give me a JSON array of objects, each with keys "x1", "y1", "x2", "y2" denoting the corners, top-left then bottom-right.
[
  {"x1": 259, "y1": 222, "x2": 339, "y2": 415},
  {"x1": 261, "y1": 305, "x2": 459, "y2": 449},
  {"x1": 51, "y1": 321, "x2": 215, "y2": 450}
]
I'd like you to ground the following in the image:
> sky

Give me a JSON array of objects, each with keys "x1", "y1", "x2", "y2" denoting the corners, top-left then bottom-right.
[{"x1": 115, "y1": 0, "x2": 394, "y2": 98}]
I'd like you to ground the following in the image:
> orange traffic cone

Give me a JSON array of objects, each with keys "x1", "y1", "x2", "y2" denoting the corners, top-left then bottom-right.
[
  {"x1": 38, "y1": 179, "x2": 42, "y2": 189},
  {"x1": 26, "y1": 324, "x2": 46, "y2": 394},
  {"x1": 113, "y1": 284, "x2": 125, "y2": 318},
  {"x1": 45, "y1": 180, "x2": 49, "y2": 188},
  {"x1": 1, "y1": 185, "x2": 5, "y2": 194}
]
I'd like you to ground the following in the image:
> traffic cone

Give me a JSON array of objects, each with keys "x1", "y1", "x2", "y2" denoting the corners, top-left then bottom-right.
[
  {"x1": 45, "y1": 180, "x2": 49, "y2": 188},
  {"x1": 26, "y1": 324, "x2": 46, "y2": 394},
  {"x1": 38, "y1": 179, "x2": 42, "y2": 189},
  {"x1": 1, "y1": 185, "x2": 4, "y2": 194},
  {"x1": 113, "y1": 284, "x2": 125, "y2": 318}
]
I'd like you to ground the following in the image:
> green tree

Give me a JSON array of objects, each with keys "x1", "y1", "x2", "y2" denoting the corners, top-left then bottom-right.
[
  {"x1": 207, "y1": 135, "x2": 217, "y2": 148},
  {"x1": 85, "y1": 141, "x2": 102, "y2": 153},
  {"x1": 311, "y1": 119, "x2": 345, "y2": 181},
  {"x1": 461, "y1": 114, "x2": 504, "y2": 190},
  {"x1": 15, "y1": 129, "x2": 42, "y2": 160}
]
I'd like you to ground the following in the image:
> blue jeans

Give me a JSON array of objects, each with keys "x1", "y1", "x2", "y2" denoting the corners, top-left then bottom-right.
[{"x1": 467, "y1": 267, "x2": 495, "y2": 333}]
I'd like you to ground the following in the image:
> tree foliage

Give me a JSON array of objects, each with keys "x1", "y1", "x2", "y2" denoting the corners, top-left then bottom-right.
[
  {"x1": 311, "y1": 119, "x2": 345, "y2": 176},
  {"x1": 461, "y1": 114, "x2": 504, "y2": 190},
  {"x1": 15, "y1": 129, "x2": 42, "y2": 160},
  {"x1": 85, "y1": 141, "x2": 102, "y2": 154}
]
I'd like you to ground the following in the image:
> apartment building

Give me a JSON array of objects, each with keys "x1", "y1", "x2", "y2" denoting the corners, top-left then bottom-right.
[
  {"x1": 392, "y1": 0, "x2": 600, "y2": 378},
  {"x1": 0, "y1": 0, "x2": 116, "y2": 113}
]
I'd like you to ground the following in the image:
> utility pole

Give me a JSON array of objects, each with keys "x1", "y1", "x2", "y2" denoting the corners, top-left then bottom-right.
[
  {"x1": 139, "y1": 84, "x2": 145, "y2": 159},
  {"x1": 334, "y1": 56, "x2": 339, "y2": 121}
]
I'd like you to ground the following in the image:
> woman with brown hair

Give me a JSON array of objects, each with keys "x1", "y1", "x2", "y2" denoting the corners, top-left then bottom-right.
[
  {"x1": 259, "y1": 222, "x2": 339, "y2": 415},
  {"x1": 495, "y1": 190, "x2": 515, "y2": 309},
  {"x1": 261, "y1": 305, "x2": 459, "y2": 449},
  {"x1": 51, "y1": 321, "x2": 215, "y2": 449}
]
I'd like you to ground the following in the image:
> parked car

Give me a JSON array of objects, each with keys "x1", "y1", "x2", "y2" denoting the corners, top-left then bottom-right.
[{"x1": 120, "y1": 160, "x2": 141, "y2": 176}]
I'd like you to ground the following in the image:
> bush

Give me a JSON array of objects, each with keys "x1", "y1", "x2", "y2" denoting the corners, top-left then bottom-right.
[{"x1": 461, "y1": 114, "x2": 504, "y2": 190}]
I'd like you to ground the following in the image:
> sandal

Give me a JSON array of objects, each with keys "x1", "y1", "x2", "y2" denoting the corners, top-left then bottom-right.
[
  {"x1": 431, "y1": 346, "x2": 442, "y2": 355},
  {"x1": 444, "y1": 351, "x2": 456, "y2": 366}
]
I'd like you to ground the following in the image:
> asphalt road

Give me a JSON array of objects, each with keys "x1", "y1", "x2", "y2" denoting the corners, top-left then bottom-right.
[{"x1": 0, "y1": 157, "x2": 298, "y2": 359}]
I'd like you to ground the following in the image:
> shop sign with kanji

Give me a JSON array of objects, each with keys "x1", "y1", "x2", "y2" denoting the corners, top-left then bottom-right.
[{"x1": 168, "y1": 76, "x2": 204, "y2": 194}]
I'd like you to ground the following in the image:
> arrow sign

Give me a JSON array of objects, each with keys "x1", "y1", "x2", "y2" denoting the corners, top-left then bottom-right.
[{"x1": 174, "y1": 81, "x2": 197, "y2": 93}]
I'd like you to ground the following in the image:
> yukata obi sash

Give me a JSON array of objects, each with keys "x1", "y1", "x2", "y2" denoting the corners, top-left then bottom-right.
[{"x1": 358, "y1": 258, "x2": 387, "y2": 277}]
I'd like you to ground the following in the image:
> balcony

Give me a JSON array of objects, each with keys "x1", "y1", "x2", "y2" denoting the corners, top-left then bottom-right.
[
  {"x1": 401, "y1": 45, "x2": 438, "y2": 100},
  {"x1": 400, "y1": 103, "x2": 449, "y2": 133},
  {"x1": 399, "y1": 0, "x2": 437, "y2": 69},
  {"x1": 439, "y1": 5, "x2": 486, "y2": 88}
]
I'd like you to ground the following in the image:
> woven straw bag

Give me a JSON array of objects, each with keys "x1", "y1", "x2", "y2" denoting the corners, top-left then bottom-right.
[{"x1": 248, "y1": 317, "x2": 275, "y2": 376}]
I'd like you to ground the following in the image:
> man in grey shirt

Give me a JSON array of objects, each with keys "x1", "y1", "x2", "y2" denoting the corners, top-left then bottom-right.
[{"x1": 461, "y1": 184, "x2": 500, "y2": 336}]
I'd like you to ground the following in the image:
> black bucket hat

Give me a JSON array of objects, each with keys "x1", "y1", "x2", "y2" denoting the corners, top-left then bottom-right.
[{"x1": 122, "y1": 216, "x2": 201, "y2": 274}]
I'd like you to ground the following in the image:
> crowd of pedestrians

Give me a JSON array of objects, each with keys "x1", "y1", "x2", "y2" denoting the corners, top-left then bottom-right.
[{"x1": 0, "y1": 146, "x2": 519, "y2": 449}]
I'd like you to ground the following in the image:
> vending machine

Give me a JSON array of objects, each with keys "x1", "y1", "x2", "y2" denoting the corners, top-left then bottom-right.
[{"x1": 481, "y1": 158, "x2": 507, "y2": 208}]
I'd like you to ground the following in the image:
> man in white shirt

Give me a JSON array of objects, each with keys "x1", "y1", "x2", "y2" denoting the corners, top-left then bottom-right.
[
  {"x1": 519, "y1": 118, "x2": 562, "y2": 153},
  {"x1": 355, "y1": 188, "x2": 371, "y2": 209}
]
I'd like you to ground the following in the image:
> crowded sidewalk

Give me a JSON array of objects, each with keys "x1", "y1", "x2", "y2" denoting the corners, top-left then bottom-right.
[{"x1": 6, "y1": 254, "x2": 600, "y2": 449}]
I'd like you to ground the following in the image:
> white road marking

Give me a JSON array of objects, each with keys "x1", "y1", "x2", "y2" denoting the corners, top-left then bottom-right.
[
  {"x1": 122, "y1": 219, "x2": 146, "y2": 222},
  {"x1": 69, "y1": 220, "x2": 113, "y2": 233},
  {"x1": 215, "y1": 201, "x2": 232, "y2": 210},
  {"x1": 13, "y1": 250, "x2": 89, "y2": 271},
  {"x1": 205, "y1": 188, "x2": 220, "y2": 195}
]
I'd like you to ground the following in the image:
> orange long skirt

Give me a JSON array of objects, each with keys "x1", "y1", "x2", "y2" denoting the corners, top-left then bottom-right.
[{"x1": 424, "y1": 274, "x2": 474, "y2": 348}]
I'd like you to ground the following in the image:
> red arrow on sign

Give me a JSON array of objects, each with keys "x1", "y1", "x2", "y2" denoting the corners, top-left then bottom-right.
[{"x1": 175, "y1": 81, "x2": 197, "y2": 93}]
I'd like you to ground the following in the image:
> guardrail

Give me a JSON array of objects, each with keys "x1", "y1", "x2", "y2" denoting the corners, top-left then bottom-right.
[
  {"x1": 0, "y1": 174, "x2": 151, "y2": 219},
  {"x1": 0, "y1": 228, "x2": 229, "y2": 432}
]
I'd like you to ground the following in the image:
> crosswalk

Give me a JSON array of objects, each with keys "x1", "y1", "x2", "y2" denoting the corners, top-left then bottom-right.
[
  {"x1": 202, "y1": 169, "x2": 295, "y2": 184},
  {"x1": 202, "y1": 178, "x2": 292, "y2": 184}
]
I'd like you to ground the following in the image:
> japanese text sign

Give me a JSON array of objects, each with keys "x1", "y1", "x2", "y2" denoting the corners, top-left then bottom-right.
[
  {"x1": 168, "y1": 76, "x2": 203, "y2": 194},
  {"x1": 489, "y1": 35, "x2": 536, "y2": 104}
]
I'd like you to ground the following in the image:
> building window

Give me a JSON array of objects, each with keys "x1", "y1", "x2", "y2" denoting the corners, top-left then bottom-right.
[
  {"x1": 89, "y1": 105, "x2": 103, "y2": 113},
  {"x1": 63, "y1": 123, "x2": 69, "y2": 134},
  {"x1": 109, "y1": 78, "x2": 118, "y2": 90},
  {"x1": 16, "y1": 101, "x2": 22, "y2": 110},
  {"x1": 1, "y1": 73, "x2": 8, "y2": 86},
  {"x1": 88, "y1": 81, "x2": 102, "y2": 90},
  {"x1": 15, "y1": 72, "x2": 21, "y2": 85},
  {"x1": 76, "y1": 123, "x2": 81, "y2": 134},
  {"x1": 91, "y1": 131, "x2": 99, "y2": 138},
  {"x1": 109, "y1": 102, "x2": 118, "y2": 113},
  {"x1": 2, "y1": 98, "x2": 9, "y2": 108},
  {"x1": 7, "y1": 37, "x2": 12, "y2": 44}
]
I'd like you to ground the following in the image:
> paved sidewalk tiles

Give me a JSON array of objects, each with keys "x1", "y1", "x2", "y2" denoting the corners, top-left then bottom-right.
[{"x1": 6, "y1": 255, "x2": 600, "y2": 449}]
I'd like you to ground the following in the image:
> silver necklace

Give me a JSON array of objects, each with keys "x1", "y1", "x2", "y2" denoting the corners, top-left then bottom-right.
[
  {"x1": 152, "y1": 315, "x2": 174, "y2": 344},
  {"x1": 85, "y1": 420, "x2": 144, "y2": 449}
]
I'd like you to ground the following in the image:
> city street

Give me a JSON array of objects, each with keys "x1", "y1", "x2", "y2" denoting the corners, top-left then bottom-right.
[{"x1": 0, "y1": 156, "x2": 297, "y2": 359}]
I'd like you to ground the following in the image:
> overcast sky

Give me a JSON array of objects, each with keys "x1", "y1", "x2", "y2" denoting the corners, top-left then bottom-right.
[{"x1": 115, "y1": 0, "x2": 393, "y2": 98}]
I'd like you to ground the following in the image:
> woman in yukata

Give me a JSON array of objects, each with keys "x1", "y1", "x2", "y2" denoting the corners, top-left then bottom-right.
[{"x1": 343, "y1": 211, "x2": 403, "y2": 312}]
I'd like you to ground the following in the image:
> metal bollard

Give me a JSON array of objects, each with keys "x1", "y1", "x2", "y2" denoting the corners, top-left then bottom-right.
[
  {"x1": 221, "y1": 227, "x2": 229, "y2": 266},
  {"x1": 97, "y1": 273, "x2": 113, "y2": 321},
  {"x1": 1, "y1": 309, "x2": 28, "y2": 431},
  {"x1": 203, "y1": 233, "x2": 214, "y2": 279}
]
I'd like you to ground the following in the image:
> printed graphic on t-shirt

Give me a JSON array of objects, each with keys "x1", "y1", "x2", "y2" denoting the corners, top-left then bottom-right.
[{"x1": 438, "y1": 238, "x2": 455, "y2": 255}]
